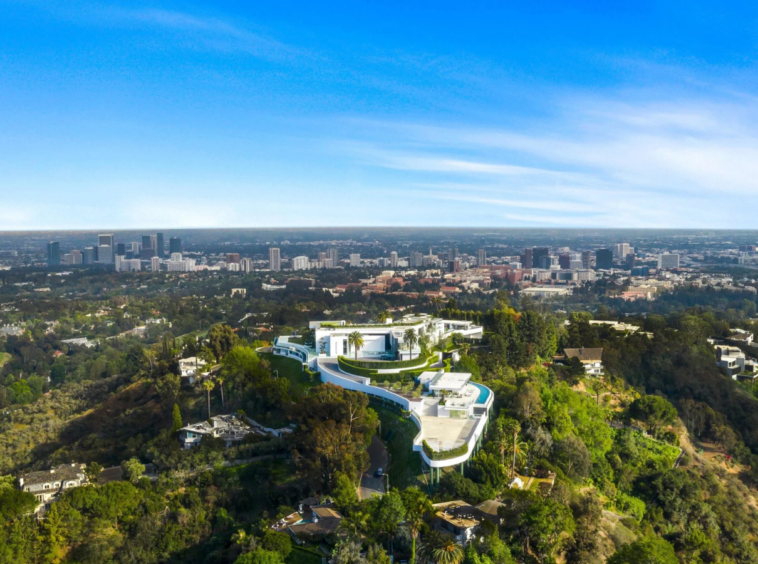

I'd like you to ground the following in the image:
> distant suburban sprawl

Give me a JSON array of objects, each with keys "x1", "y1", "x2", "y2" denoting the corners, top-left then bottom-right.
[{"x1": 1, "y1": 228, "x2": 758, "y2": 563}]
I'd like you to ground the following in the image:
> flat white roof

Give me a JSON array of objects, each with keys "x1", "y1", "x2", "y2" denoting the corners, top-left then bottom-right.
[{"x1": 428, "y1": 372, "x2": 472, "y2": 392}]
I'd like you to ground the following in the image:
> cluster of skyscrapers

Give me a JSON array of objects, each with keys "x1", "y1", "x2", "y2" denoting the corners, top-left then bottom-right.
[{"x1": 47, "y1": 233, "x2": 183, "y2": 270}]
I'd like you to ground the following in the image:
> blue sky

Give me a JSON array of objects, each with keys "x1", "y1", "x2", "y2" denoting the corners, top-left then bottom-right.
[{"x1": 3, "y1": 1, "x2": 758, "y2": 229}]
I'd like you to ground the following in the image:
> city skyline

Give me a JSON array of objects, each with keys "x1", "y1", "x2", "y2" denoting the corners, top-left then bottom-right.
[{"x1": 4, "y1": 2, "x2": 758, "y2": 229}]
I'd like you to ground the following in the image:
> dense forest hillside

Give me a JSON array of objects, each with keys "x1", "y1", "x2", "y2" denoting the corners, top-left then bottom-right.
[{"x1": 3, "y1": 269, "x2": 758, "y2": 562}]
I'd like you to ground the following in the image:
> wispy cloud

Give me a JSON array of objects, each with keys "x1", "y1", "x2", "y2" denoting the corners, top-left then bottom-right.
[
  {"x1": 50, "y1": 4, "x2": 300, "y2": 61},
  {"x1": 329, "y1": 88, "x2": 758, "y2": 227}
]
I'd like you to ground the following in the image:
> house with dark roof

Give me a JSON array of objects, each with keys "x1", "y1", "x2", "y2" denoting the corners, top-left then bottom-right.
[
  {"x1": 286, "y1": 500, "x2": 344, "y2": 543},
  {"x1": 562, "y1": 347, "x2": 604, "y2": 376},
  {"x1": 19, "y1": 463, "x2": 88, "y2": 513}
]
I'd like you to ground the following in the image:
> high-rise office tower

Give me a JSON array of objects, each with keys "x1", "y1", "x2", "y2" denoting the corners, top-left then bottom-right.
[
  {"x1": 116, "y1": 243, "x2": 126, "y2": 256},
  {"x1": 240, "y1": 258, "x2": 254, "y2": 273},
  {"x1": 292, "y1": 256, "x2": 309, "y2": 271},
  {"x1": 658, "y1": 253, "x2": 680, "y2": 269},
  {"x1": 327, "y1": 248, "x2": 338, "y2": 267},
  {"x1": 97, "y1": 234, "x2": 114, "y2": 263},
  {"x1": 390, "y1": 251, "x2": 398, "y2": 268},
  {"x1": 349, "y1": 253, "x2": 361, "y2": 267},
  {"x1": 151, "y1": 256, "x2": 161, "y2": 272},
  {"x1": 477, "y1": 249, "x2": 486, "y2": 266},
  {"x1": 169, "y1": 237, "x2": 182, "y2": 255},
  {"x1": 47, "y1": 242, "x2": 61, "y2": 266},
  {"x1": 141, "y1": 235, "x2": 157, "y2": 259},
  {"x1": 129, "y1": 242, "x2": 141, "y2": 259},
  {"x1": 410, "y1": 251, "x2": 423, "y2": 268},
  {"x1": 520, "y1": 248, "x2": 533, "y2": 269},
  {"x1": 156, "y1": 233, "x2": 165, "y2": 258},
  {"x1": 613, "y1": 243, "x2": 631, "y2": 259},
  {"x1": 581, "y1": 250, "x2": 593, "y2": 270},
  {"x1": 226, "y1": 253, "x2": 240, "y2": 264},
  {"x1": 532, "y1": 247, "x2": 550, "y2": 268},
  {"x1": 269, "y1": 248, "x2": 281, "y2": 271},
  {"x1": 70, "y1": 250, "x2": 83, "y2": 265},
  {"x1": 98, "y1": 234, "x2": 114, "y2": 248},
  {"x1": 83, "y1": 247, "x2": 96, "y2": 265},
  {"x1": 98, "y1": 245, "x2": 114, "y2": 264},
  {"x1": 626, "y1": 254, "x2": 636, "y2": 269},
  {"x1": 558, "y1": 253, "x2": 571, "y2": 269},
  {"x1": 596, "y1": 249, "x2": 614, "y2": 269}
]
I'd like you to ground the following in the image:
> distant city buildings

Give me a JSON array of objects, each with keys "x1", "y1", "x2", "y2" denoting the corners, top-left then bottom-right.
[
  {"x1": 169, "y1": 237, "x2": 182, "y2": 254},
  {"x1": 156, "y1": 232, "x2": 165, "y2": 258},
  {"x1": 97, "y1": 245, "x2": 113, "y2": 264},
  {"x1": 151, "y1": 256, "x2": 161, "y2": 272},
  {"x1": 477, "y1": 249, "x2": 486, "y2": 266},
  {"x1": 595, "y1": 248, "x2": 614, "y2": 270},
  {"x1": 349, "y1": 253, "x2": 361, "y2": 267},
  {"x1": 240, "y1": 257, "x2": 254, "y2": 273},
  {"x1": 292, "y1": 256, "x2": 309, "y2": 271},
  {"x1": 658, "y1": 253, "x2": 680, "y2": 269},
  {"x1": 47, "y1": 242, "x2": 61, "y2": 266},
  {"x1": 269, "y1": 248, "x2": 281, "y2": 271}
]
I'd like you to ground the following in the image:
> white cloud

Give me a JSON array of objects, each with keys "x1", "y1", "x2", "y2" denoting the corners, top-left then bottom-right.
[{"x1": 331, "y1": 91, "x2": 758, "y2": 227}]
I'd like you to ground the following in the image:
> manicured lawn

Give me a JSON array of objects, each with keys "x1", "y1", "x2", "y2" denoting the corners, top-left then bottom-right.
[
  {"x1": 372, "y1": 404, "x2": 425, "y2": 491},
  {"x1": 259, "y1": 353, "x2": 319, "y2": 398},
  {"x1": 0, "y1": 352, "x2": 10, "y2": 368}
]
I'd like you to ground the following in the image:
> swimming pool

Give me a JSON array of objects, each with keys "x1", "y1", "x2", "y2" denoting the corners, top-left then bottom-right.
[{"x1": 472, "y1": 382, "x2": 491, "y2": 405}]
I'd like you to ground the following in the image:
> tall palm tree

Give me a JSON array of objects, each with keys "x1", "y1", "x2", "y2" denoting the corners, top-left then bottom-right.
[
  {"x1": 203, "y1": 379, "x2": 215, "y2": 418},
  {"x1": 401, "y1": 487, "x2": 433, "y2": 564},
  {"x1": 348, "y1": 331, "x2": 364, "y2": 360},
  {"x1": 217, "y1": 376, "x2": 225, "y2": 409},
  {"x1": 506, "y1": 419, "x2": 523, "y2": 479},
  {"x1": 404, "y1": 329, "x2": 419, "y2": 360},
  {"x1": 504, "y1": 438, "x2": 529, "y2": 479},
  {"x1": 377, "y1": 310, "x2": 391, "y2": 323}
]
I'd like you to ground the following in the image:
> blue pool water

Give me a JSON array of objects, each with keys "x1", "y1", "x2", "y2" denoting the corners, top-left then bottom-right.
[{"x1": 472, "y1": 383, "x2": 491, "y2": 405}]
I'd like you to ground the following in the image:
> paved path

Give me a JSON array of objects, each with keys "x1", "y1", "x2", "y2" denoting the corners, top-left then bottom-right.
[{"x1": 359, "y1": 435, "x2": 387, "y2": 500}]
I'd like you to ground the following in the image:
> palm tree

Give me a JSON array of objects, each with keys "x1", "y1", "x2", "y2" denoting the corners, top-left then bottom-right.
[
  {"x1": 432, "y1": 296, "x2": 444, "y2": 313},
  {"x1": 501, "y1": 418, "x2": 522, "y2": 479},
  {"x1": 404, "y1": 329, "x2": 419, "y2": 360},
  {"x1": 377, "y1": 310, "x2": 391, "y2": 323},
  {"x1": 217, "y1": 376, "x2": 225, "y2": 409},
  {"x1": 504, "y1": 438, "x2": 529, "y2": 479},
  {"x1": 491, "y1": 416, "x2": 514, "y2": 466},
  {"x1": 348, "y1": 331, "x2": 364, "y2": 360},
  {"x1": 401, "y1": 487, "x2": 433, "y2": 564},
  {"x1": 203, "y1": 379, "x2": 215, "y2": 418},
  {"x1": 420, "y1": 532, "x2": 463, "y2": 564}
]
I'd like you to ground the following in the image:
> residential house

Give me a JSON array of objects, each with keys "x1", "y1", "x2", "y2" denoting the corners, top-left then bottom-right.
[
  {"x1": 287, "y1": 500, "x2": 344, "y2": 543},
  {"x1": 562, "y1": 347, "x2": 604, "y2": 376},
  {"x1": 433, "y1": 500, "x2": 481, "y2": 544},
  {"x1": 178, "y1": 356, "x2": 207, "y2": 384},
  {"x1": 727, "y1": 329, "x2": 754, "y2": 346},
  {"x1": 178, "y1": 414, "x2": 256, "y2": 449},
  {"x1": 19, "y1": 463, "x2": 88, "y2": 513},
  {"x1": 716, "y1": 345, "x2": 746, "y2": 377}
]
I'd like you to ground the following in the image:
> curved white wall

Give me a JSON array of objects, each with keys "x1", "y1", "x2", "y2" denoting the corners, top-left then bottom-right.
[{"x1": 318, "y1": 358, "x2": 492, "y2": 469}]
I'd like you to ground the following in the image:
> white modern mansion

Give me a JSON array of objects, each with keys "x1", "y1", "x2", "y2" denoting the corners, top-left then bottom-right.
[
  {"x1": 272, "y1": 315, "x2": 492, "y2": 486},
  {"x1": 311, "y1": 314, "x2": 483, "y2": 360}
]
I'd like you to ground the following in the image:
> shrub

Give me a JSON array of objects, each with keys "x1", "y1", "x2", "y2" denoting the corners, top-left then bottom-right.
[{"x1": 422, "y1": 440, "x2": 468, "y2": 460}]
